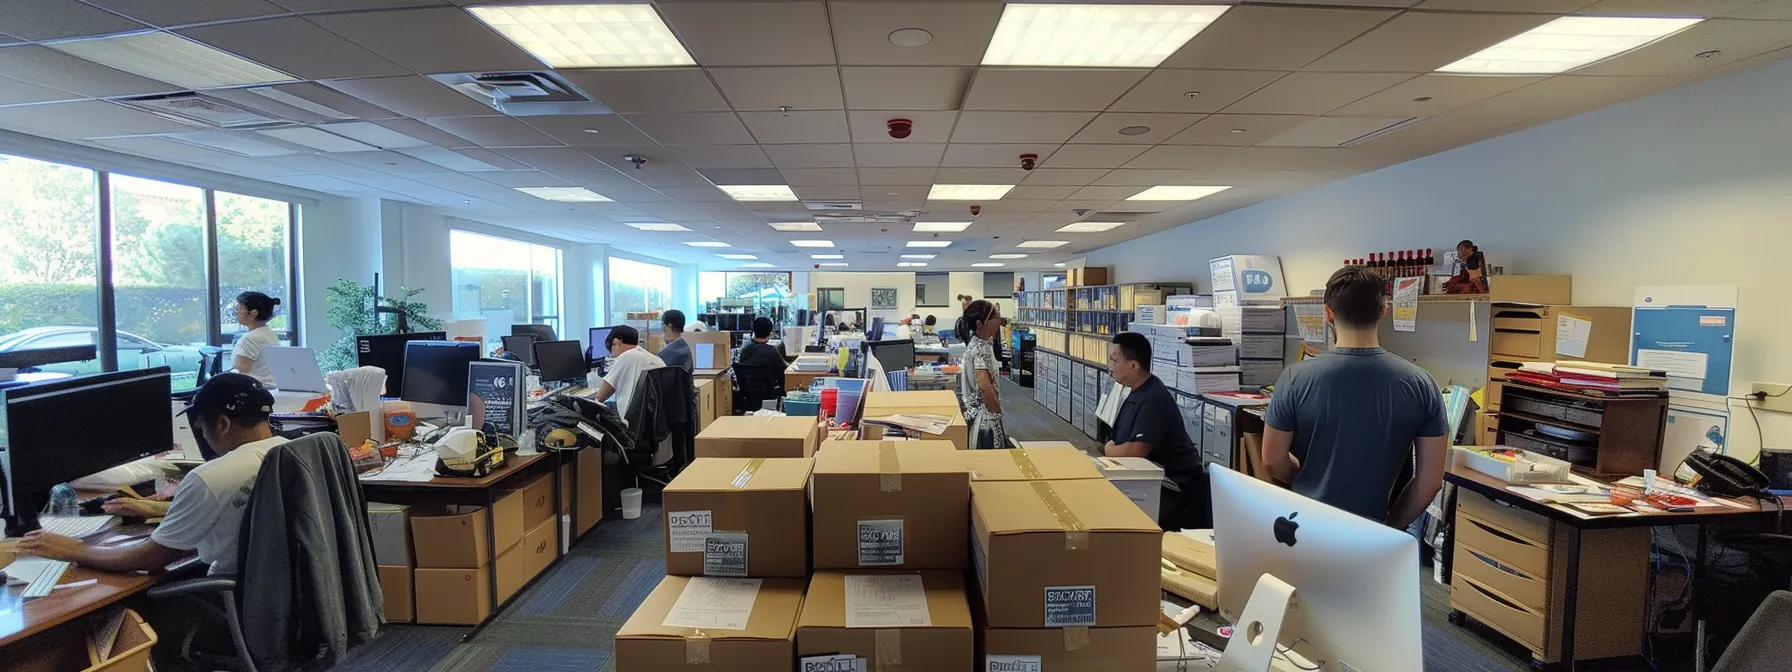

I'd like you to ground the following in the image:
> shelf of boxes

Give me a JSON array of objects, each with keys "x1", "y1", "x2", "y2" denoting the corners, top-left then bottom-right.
[{"x1": 1216, "y1": 305, "x2": 1289, "y2": 390}]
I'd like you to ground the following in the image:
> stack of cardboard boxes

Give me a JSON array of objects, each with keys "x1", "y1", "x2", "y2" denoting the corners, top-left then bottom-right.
[{"x1": 1209, "y1": 255, "x2": 1290, "y2": 391}]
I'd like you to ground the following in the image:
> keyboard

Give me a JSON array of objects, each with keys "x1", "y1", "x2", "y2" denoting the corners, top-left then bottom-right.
[
  {"x1": 21, "y1": 560, "x2": 69, "y2": 599},
  {"x1": 37, "y1": 515, "x2": 116, "y2": 538}
]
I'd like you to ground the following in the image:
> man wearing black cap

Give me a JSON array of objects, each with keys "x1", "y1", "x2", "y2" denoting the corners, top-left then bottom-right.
[{"x1": 17, "y1": 373, "x2": 286, "y2": 576}]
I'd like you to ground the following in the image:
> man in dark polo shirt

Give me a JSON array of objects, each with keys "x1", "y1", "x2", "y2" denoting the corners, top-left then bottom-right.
[{"x1": 1105, "y1": 331, "x2": 1205, "y2": 529}]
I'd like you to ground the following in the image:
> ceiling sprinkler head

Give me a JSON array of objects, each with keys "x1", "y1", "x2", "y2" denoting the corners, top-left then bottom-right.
[{"x1": 623, "y1": 154, "x2": 647, "y2": 169}]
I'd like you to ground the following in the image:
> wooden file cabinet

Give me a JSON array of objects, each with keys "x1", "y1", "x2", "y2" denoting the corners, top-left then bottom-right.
[{"x1": 1483, "y1": 304, "x2": 1630, "y2": 412}]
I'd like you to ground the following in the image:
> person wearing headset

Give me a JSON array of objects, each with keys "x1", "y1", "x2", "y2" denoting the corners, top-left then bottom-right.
[{"x1": 229, "y1": 291, "x2": 283, "y2": 387}]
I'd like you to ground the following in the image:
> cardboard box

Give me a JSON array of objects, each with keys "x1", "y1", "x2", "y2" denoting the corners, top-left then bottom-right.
[
  {"x1": 811, "y1": 441, "x2": 970, "y2": 570},
  {"x1": 615, "y1": 576, "x2": 804, "y2": 671},
  {"x1": 1091, "y1": 456, "x2": 1163, "y2": 521},
  {"x1": 970, "y1": 479, "x2": 1161, "y2": 628},
  {"x1": 698, "y1": 416, "x2": 820, "y2": 458},
  {"x1": 860, "y1": 390, "x2": 969, "y2": 450},
  {"x1": 408, "y1": 472, "x2": 550, "y2": 569},
  {"x1": 979, "y1": 625, "x2": 1157, "y2": 671},
  {"x1": 664, "y1": 457, "x2": 813, "y2": 578},
  {"x1": 412, "y1": 540, "x2": 528, "y2": 625},
  {"x1": 1209, "y1": 255, "x2": 1286, "y2": 304},
  {"x1": 695, "y1": 378, "x2": 717, "y2": 431},
  {"x1": 367, "y1": 503, "x2": 413, "y2": 566},
  {"x1": 518, "y1": 472, "x2": 556, "y2": 531},
  {"x1": 520, "y1": 516, "x2": 559, "y2": 580},
  {"x1": 558, "y1": 447, "x2": 605, "y2": 536},
  {"x1": 378, "y1": 564, "x2": 413, "y2": 623},
  {"x1": 1488, "y1": 274, "x2": 1571, "y2": 305},
  {"x1": 796, "y1": 571, "x2": 973, "y2": 670},
  {"x1": 1067, "y1": 266, "x2": 1110, "y2": 287},
  {"x1": 961, "y1": 447, "x2": 1102, "y2": 482}
]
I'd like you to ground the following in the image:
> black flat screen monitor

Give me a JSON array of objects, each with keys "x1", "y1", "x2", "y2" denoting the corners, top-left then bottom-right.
[
  {"x1": 356, "y1": 331, "x2": 446, "y2": 397},
  {"x1": 3, "y1": 368, "x2": 173, "y2": 531},
  {"x1": 863, "y1": 339, "x2": 915, "y2": 376},
  {"x1": 400, "y1": 340, "x2": 481, "y2": 407},
  {"x1": 534, "y1": 340, "x2": 587, "y2": 383},
  {"x1": 511, "y1": 324, "x2": 556, "y2": 342},
  {"x1": 502, "y1": 334, "x2": 538, "y2": 367}
]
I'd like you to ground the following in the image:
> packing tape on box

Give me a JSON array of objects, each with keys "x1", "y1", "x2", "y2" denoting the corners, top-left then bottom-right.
[
  {"x1": 874, "y1": 629, "x2": 903, "y2": 670},
  {"x1": 878, "y1": 442, "x2": 903, "y2": 492},
  {"x1": 1063, "y1": 626, "x2": 1091, "y2": 651},
  {"x1": 1030, "y1": 481, "x2": 1089, "y2": 550},
  {"x1": 729, "y1": 458, "x2": 765, "y2": 489},
  {"x1": 685, "y1": 630, "x2": 711, "y2": 663},
  {"x1": 1010, "y1": 449, "x2": 1044, "y2": 480}
]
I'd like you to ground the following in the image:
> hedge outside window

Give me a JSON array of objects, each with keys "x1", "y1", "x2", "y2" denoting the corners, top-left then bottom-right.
[
  {"x1": 609, "y1": 257, "x2": 672, "y2": 325},
  {"x1": 0, "y1": 154, "x2": 101, "y2": 374}
]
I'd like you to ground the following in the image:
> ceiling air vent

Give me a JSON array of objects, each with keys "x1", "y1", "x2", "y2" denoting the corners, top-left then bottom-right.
[
  {"x1": 430, "y1": 72, "x2": 611, "y2": 116},
  {"x1": 113, "y1": 93, "x2": 297, "y2": 130},
  {"x1": 805, "y1": 201, "x2": 862, "y2": 211}
]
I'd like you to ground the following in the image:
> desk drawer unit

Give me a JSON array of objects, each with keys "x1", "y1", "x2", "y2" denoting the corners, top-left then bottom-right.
[
  {"x1": 1453, "y1": 575, "x2": 1547, "y2": 653},
  {"x1": 1456, "y1": 513, "x2": 1550, "y2": 578},
  {"x1": 1455, "y1": 542, "x2": 1549, "y2": 612},
  {"x1": 1458, "y1": 488, "x2": 1549, "y2": 545}
]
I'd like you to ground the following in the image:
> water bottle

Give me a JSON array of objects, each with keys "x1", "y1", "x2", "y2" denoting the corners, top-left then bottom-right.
[{"x1": 48, "y1": 483, "x2": 80, "y2": 518}]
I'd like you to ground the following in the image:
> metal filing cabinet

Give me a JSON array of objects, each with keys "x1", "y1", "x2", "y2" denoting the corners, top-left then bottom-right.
[{"x1": 1201, "y1": 403, "x2": 1232, "y2": 469}]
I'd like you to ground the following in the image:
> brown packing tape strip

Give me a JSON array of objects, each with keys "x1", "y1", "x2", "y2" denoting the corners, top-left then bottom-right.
[
  {"x1": 685, "y1": 629, "x2": 711, "y2": 664},
  {"x1": 1010, "y1": 448, "x2": 1044, "y2": 480},
  {"x1": 874, "y1": 629, "x2": 902, "y2": 671},
  {"x1": 878, "y1": 442, "x2": 903, "y2": 492},
  {"x1": 1030, "y1": 481, "x2": 1089, "y2": 550},
  {"x1": 730, "y1": 457, "x2": 765, "y2": 489},
  {"x1": 1063, "y1": 626, "x2": 1091, "y2": 652}
]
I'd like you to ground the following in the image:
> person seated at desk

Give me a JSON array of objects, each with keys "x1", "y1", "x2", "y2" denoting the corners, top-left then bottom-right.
[
  {"x1": 227, "y1": 291, "x2": 283, "y2": 387},
  {"x1": 736, "y1": 317, "x2": 785, "y2": 372},
  {"x1": 1260, "y1": 266, "x2": 1449, "y2": 528},
  {"x1": 1104, "y1": 332, "x2": 1205, "y2": 529},
  {"x1": 658, "y1": 309, "x2": 694, "y2": 374},
  {"x1": 921, "y1": 315, "x2": 938, "y2": 336},
  {"x1": 593, "y1": 325, "x2": 664, "y2": 412}
]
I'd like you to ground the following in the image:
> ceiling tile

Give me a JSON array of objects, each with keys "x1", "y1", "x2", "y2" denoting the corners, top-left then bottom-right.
[
  {"x1": 494, "y1": 147, "x2": 611, "y2": 172},
  {"x1": 780, "y1": 167, "x2": 860, "y2": 185},
  {"x1": 1038, "y1": 145, "x2": 1149, "y2": 169},
  {"x1": 558, "y1": 69, "x2": 729, "y2": 113},
  {"x1": 273, "y1": 0, "x2": 450, "y2": 10},
  {"x1": 0, "y1": 73, "x2": 79, "y2": 105},
  {"x1": 853, "y1": 144, "x2": 947, "y2": 168},
  {"x1": 1110, "y1": 69, "x2": 1287, "y2": 113},
  {"x1": 791, "y1": 185, "x2": 862, "y2": 201},
  {"x1": 974, "y1": 199, "x2": 1051, "y2": 213},
  {"x1": 653, "y1": 185, "x2": 735, "y2": 202},
  {"x1": 367, "y1": 117, "x2": 477, "y2": 148},
  {"x1": 1068, "y1": 185, "x2": 1150, "y2": 201},
  {"x1": 2, "y1": 0, "x2": 147, "y2": 40},
  {"x1": 1222, "y1": 72, "x2": 1415, "y2": 115},
  {"x1": 441, "y1": 148, "x2": 529, "y2": 170},
  {"x1": 1164, "y1": 114, "x2": 1310, "y2": 146},
  {"x1": 764, "y1": 143, "x2": 855, "y2": 169},
  {"x1": 622, "y1": 112, "x2": 755, "y2": 146},
  {"x1": 1352, "y1": 112, "x2": 1537, "y2": 160},
  {"x1": 86, "y1": 0, "x2": 290, "y2": 26},
  {"x1": 1577, "y1": 0, "x2": 1760, "y2": 14},
  {"x1": 1418, "y1": 0, "x2": 1594, "y2": 10},
  {"x1": 422, "y1": 116, "x2": 560, "y2": 148},
  {"x1": 1091, "y1": 169, "x2": 1208, "y2": 186},
  {"x1": 243, "y1": 81, "x2": 399, "y2": 119},
  {"x1": 950, "y1": 112, "x2": 1097, "y2": 144},
  {"x1": 1121, "y1": 145, "x2": 1239, "y2": 170},
  {"x1": 329, "y1": 150, "x2": 451, "y2": 174},
  {"x1": 309, "y1": 8, "x2": 543, "y2": 74},
  {"x1": 697, "y1": 167, "x2": 785, "y2": 185},
  {"x1": 858, "y1": 167, "x2": 938, "y2": 183},
  {"x1": 840, "y1": 67, "x2": 972, "y2": 111},
  {"x1": 1207, "y1": 147, "x2": 1388, "y2": 171},
  {"x1": 940, "y1": 143, "x2": 1059, "y2": 168},
  {"x1": 1467, "y1": 75, "x2": 1683, "y2": 118},
  {"x1": 1020, "y1": 167, "x2": 1115, "y2": 185},
  {"x1": 0, "y1": 100, "x2": 192, "y2": 138},
  {"x1": 0, "y1": 45, "x2": 176, "y2": 98},
  {"x1": 1331, "y1": 73, "x2": 1544, "y2": 117},
  {"x1": 708, "y1": 66, "x2": 843, "y2": 111},
  {"x1": 1306, "y1": 12, "x2": 1556, "y2": 73},
  {"x1": 1068, "y1": 113, "x2": 1204, "y2": 145},
  {"x1": 935, "y1": 167, "x2": 1030, "y2": 183},
  {"x1": 1258, "y1": 117, "x2": 1416, "y2": 147},
  {"x1": 1251, "y1": 0, "x2": 1421, "y2": 6},
  {"x1": 962, "y1": 68, "x2": 1148, "y2": 112},
  {"x1": 179, "y1": 17, "x2": 404, "y2": 80},
  {"x1": 739, "y1": 110, "x2": 850, "y2": 143},
  {"x1": 1573, "y1": 19, "x2": 1792, "y2": 77},
  {"x1": 521, "y1": 115, "x2": 654, "y2": 147},
  {"x1": 672, "y1": 144, "x2": 774, "y2": 169},
  {"x1": 658, "y1": 2, "x2": 835, "y2": 66},
  {"x1": 1163, "y1": 6, "x2": 1398, "y2": 70},
  {"x1": 321, "y1": 76, "x2": 495, "y2": 118},
  {"x1": 1005, "y1": 185, "x2": 1080, "y2": 200},
  {"x1": 1727, "y1": 1, "x2": 1792, "y2": 19},
  {"x1": 599, "y1": 159, "x2": 709, "y2": 188},
  {"x1": 829, "y1": 2, "x2": 1003, "y2": 66},
  {"x1": 847, "y1": 110, "x2": 959, "y2": 143}
]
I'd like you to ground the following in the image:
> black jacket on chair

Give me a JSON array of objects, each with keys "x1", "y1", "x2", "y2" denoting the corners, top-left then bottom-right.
[
  {"x1": 624, "y1": 366, "x2": 696, "y2": 466},
  {"x1": 237, "y1": 433, "x2": 382, "y2": 672}
]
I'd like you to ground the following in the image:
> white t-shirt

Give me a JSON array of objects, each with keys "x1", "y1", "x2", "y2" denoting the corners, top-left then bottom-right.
[
  {"x1": 151, "y1": 435, "x2": 285, "y2": 575},
  {"x1": 233, "y1": 325, "x2": 281, "y2": 387},
  {"x1": 603, "y1": 346, "x2": 666, "y2": 413}
]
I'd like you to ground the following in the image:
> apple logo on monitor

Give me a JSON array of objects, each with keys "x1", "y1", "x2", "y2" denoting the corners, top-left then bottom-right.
[{"x1": 1273, "y1": 512, "x2": 1300, "y2": 547}]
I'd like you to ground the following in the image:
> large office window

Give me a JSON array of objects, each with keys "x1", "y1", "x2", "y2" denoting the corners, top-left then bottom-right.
[
  {"x1": 450, "y1": 230, "x2": 563, "y2": 334},
  {"x1": 0, "y1": 153, "x2": 302, "y2": 391},
  {"x1": 699, "y1": 271, "x2": 791, "y2": 310},
  {"x1": 608, "y1": 257, "x2": 672, "y2": 325}
]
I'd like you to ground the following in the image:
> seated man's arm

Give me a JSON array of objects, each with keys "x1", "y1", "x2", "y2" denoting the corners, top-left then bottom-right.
[
  {"x1": 1104, "y1": 394, "x2": 1171, "y2": 460},
  {"x1": 593, "y1": 380, "x2": 617, "y2": 403},
  {"x1": 1105, "y1": 441, "x2": 1152, "y2": 459},
  {"x1": 17, "y1": 532, "x2": 190, "y2": 573}
]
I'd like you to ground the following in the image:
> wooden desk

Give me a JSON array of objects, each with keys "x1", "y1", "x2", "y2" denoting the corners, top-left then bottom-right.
[
  {"x1": 1, "y1": 525, "x2": 178, "y2": 650},
  {"x1": 785, "y1": 364, "x2": 827, "y2": 393}
]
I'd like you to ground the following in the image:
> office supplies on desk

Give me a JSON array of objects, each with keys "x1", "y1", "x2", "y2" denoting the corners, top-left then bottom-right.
[{"x1": 21, "y1": 559, "x2": 69, "y2": 599}]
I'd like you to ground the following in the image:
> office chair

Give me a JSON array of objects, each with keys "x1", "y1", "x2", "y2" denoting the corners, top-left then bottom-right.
[
  {"x1": 624, "y1": 366, "x2": 695, "y2": 489},
  {"x1": 1711, "y1": 590, "x2": 1792, "y2": 672},
  {"x1": 731, "y1": 361, "x2": 784, "y2": 415},
  {"x1": 148, "y1": 433, "x2": 380, "y2": 672}
]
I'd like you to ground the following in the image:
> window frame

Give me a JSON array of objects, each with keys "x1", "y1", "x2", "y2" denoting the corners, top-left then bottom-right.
[{"x1": 447, "y1": 228, "x2": 565, "y2": 334}]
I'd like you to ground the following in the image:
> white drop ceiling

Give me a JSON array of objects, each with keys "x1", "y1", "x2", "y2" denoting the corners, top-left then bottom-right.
[{"x1": 0, "y1": 0, "x2": 1787, "y2": 271}]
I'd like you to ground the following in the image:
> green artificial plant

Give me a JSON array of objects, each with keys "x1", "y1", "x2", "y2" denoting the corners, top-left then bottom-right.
[{"x1": 319, "y1": 278, "x2": 444, "y2": 372}]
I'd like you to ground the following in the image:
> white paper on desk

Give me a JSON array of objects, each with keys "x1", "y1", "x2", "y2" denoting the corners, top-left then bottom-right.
[{"x1": 360, "y1": 453, "x2": 438, "y2": 482}]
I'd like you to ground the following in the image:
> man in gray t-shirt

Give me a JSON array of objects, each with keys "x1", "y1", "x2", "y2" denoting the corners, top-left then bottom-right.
[{"x1": 1263, "y1": 267, "x2": 1449, "y2": 527}]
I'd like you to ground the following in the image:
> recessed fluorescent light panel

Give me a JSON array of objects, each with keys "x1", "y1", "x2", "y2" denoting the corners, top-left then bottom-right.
[
  {"x1": 51, "y1": 32, "x2": 296, "y2": 89},
  {"x1": 1057, "y1": 221, "x2": 1126, "y2": 233},
  {"x1": 684, "y1": 241, "x2": 730, "y2": 248},
  {"x1": 927, "y1": 184, "x2": 1014, "y2": 200},
  {"x1": 741, "y1": 262, "x2": 775, "y2": 268},
  {"x1": 990, "y1": 254, "x2": 1029, "y2": 259},
  {"x1": 719, "y1": 185, "x2": 798, "y2": 201},
  {"x1": 1439, "y1": 16, "x2": 1702, "y2": 75},
  {"x1": 1127, "y1": 185, "x2": 1232, "y2": 201},
  {"x1": 468, "y1": 4, "x2": 697, "y2": 68},
  {"x1": 982, "y1": 4, "x2": 1230, "y2": 68},
  {"x1": 769, "y1": 221, "x2": 823, "y2": 232},
  {"x1": 321, "y1": 122, "x2": 431, "y2": 149},
  {"x1": 906, "y1": 241, "x2": 952, "y2": 248},
  {"x1": 897, "y1": 262, "x2": 928, "y2": 267},
  {"x1": 791, "y1": 240, "x2": 834, "y2": 248},
  {"x1": 810, "y1": 254, "x2": 844, "y2": 260},
  {"x1": 972, "y1": 262, "x2": 1005, "y2": 268},
  {"x1": 901, "y1": 254, "x2": 935, "y2": 259},
  {"x1": 818, "y1": 262, "x2": 849, "y2": 267},
  {"x1": 1017, "y1": 240, "x2": 1068, "y2": 249},
  {"x1": 516, "y1": 186, "x2": 611, "y2": 202},
  {"x1": 717, "y1": 253, "x2": 758, "y2": 260},
  {"x1": 625, "y1": 222, "x2": 691, "y2": 232},
  {"x1": 913, "y1": 222, "x2": 971, "y2": 233}
]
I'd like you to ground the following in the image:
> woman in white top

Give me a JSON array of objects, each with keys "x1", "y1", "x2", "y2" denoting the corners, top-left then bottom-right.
[{"x1": 230, "y1": 291, "x2": 283, "y2": 387}]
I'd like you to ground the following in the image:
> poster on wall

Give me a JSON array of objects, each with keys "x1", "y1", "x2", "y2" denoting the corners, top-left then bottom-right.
[
  {"x1": 1391, "y1": 277, "x2": 1421, "y2": 332},
  {"x1": 1631, "y1": 285, "x2": 1737, "y2": 412},
  {"x1": 870, "y1": 287, "x2": 899, "y2": 310}
]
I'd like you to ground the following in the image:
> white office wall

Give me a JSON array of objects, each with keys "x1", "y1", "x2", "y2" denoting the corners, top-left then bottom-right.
[
  {"x1": 808, "y1": 272, "x2": 916, "y2": 322},
  {"x1": 297, "y1": 196, "x2": 383, "y2": 349},
  {"x1": 1086, "y1": 58, "x2": 1792, "y2": 458}
]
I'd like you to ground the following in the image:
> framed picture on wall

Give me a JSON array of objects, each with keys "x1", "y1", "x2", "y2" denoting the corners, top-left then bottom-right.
[{"x1": 870, "y1": 287, "x2": 898, "y2": 310}]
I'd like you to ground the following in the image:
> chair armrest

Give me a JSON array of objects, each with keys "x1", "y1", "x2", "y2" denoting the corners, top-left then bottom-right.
[{"x1": 147, "y1": 577, "x2": 238, "y2": 600}]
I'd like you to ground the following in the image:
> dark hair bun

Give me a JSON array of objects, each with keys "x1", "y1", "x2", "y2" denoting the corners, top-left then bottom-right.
[{"x1": 271, "y1": 298, "x2": 282, "y2": 306}]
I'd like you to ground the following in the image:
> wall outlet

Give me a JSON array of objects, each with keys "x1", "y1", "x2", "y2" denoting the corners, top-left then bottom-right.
[{"x1": 1747, "y1": 382, "x2": 1792, "y2": 414}]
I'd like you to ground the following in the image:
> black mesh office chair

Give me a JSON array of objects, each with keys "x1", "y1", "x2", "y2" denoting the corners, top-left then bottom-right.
[
  {"x1": 731, "y1": 362, "x2": 784, "y2": 414},
  {"x1": 1712, "y1": 590, "x2": 1792, "y2": 672},
  {"x1": 625, "y1": 366, "x2": 697, "y2": 487}
]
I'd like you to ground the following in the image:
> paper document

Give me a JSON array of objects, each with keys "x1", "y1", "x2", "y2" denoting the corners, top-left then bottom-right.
[
  {"x1": 662, "y1": 577, "x2": 763, "y2": 630},
  {"x1": 1555, "y1": 316, "x2": 1591, "y2": 358},
  {"x1": 1292, "y1": 303, "x2": 1327, "y2": 344},
  {"x1": 861, "y1": 413, "x2": 951, "y2": 435},
  {"x1": 1636, "y1": 349, "x2": 1708, "y2": 391},
  {"x1": 843, "y1": 574, "x2": 932, "y2": 628},
  {"x1": 360, "y1": 452, "x2": 438, "y2": 482},
  {"x1": 1391, "y1": 277, "x2": 1420, "y2": 332}
]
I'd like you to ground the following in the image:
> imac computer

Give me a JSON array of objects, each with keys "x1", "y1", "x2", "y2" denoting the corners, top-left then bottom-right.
[
  {"x1": 357, "y1": 331, "x2": 447, "y2": 397},
  {"x1": 2, "y1": 368, "x2": 174, "y2": 533},
  {"x1": 501, "y1": 334, "x2": 538, "y2": 367},
  {"x1": 1209, "y1": 466, "x2": 1421, "y2": 672},
  {"x1": 511, "y1": 323, "x2": 556, "y2": 342},
  {"x1": 586, "y1": 326, "x2": 614, "y2": 362},
  {"x1": 399, "y1": 340, "x2": 481, "y2": 424},
  {"x1": 533, "y1": 340, "x2": 588, "y2": 385}
]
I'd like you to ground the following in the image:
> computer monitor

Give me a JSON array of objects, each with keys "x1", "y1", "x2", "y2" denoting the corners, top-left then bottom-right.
[
  {"x1": 2, "y1": 368, "x2": 174, "y2": 532},
  {"x1": 586, "y1": 326, "x2": 615, "y2": 361},
  {"x1": 862, "y1": 339, "x2": 915, "y2": 376},
  {"x1": 534, "y1": 339, "x2": 587, "y2": 383},
  {"x1": 501, "y1": 334, "x2": 538, "y2": 367},
  {"x1": 399, "y1": 340, "x2": 481, "y2": 420},
  {"x1": 357, "y1": 331, "x2": 447, "y2": 397},
  {"x1": 511, "y1": 323, "x2": 556, "y2": 342},
  {"x1": 1209, "y1": 466, "x2": 1421, "y2": 672}
]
